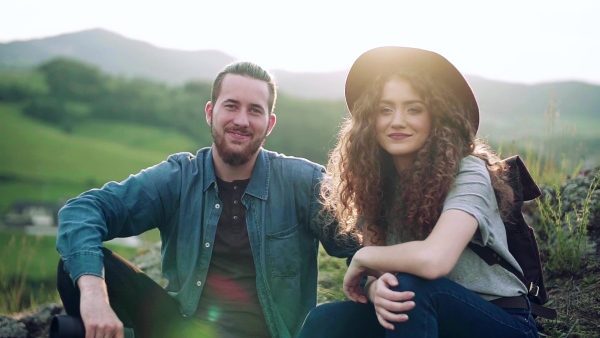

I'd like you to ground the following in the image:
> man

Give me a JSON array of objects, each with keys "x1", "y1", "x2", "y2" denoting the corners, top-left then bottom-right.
[{"x1": 56, "y1": 61, "x2": 355, "y2": 338}]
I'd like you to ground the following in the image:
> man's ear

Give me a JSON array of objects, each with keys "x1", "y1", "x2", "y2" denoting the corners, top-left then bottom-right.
[
  {"x1": 266, "y1": 113, "x2": 277, "y2": 136},
  {"x1": 205, "y1": 101, "x2": 213, "y2": 126}
]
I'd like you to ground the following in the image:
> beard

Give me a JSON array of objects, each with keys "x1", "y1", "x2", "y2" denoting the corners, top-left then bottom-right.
[{"x1": 212, "y1": 124, "x2": 267, "y2": 166}]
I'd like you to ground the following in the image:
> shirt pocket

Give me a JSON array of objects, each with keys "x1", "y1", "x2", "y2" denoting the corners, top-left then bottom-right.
[{"x1": 266, "y1": 224, "x2": 300, "y2": 278}]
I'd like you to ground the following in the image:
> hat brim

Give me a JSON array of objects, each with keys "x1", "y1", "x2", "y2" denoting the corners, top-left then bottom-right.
[{"x1": 345, "y1": 46, "x2": 479, "y2": 132}]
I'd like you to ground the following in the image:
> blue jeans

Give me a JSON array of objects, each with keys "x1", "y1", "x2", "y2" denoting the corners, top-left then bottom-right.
[{"x1": 299, "y1": 273, "x2": 538, "y2": 338}]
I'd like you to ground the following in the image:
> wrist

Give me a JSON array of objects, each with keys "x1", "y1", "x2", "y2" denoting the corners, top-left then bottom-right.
[{"x1": 364, "y1": 277, "x2": 376, "y2": 302}]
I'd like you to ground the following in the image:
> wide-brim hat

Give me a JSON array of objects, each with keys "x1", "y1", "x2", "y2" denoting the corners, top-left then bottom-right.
[{"x1": 345, "y1": 46, "x2": 479, "y2": 132}]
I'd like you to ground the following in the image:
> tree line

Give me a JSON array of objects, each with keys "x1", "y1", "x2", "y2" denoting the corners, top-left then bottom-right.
[{"x1": 0, "y1": 57, "x2": 348, "y2": 164}]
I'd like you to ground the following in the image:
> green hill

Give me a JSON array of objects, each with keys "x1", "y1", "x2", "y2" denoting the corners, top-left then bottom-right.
[{"x1": 0, "y1": 103, "x2": 203, "y2": 212}]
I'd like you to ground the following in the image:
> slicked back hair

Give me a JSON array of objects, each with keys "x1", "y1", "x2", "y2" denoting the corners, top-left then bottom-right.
[{"x1": 211, "y1": 61, "x2": 277, "y2": 114}]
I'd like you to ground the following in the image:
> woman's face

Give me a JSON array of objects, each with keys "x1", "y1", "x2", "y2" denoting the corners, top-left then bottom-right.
[{"x1": 375, "y1": 77, "x2": 432, "y2": 171}]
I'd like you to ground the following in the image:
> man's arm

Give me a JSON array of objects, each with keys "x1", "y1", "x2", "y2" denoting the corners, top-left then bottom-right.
[
  {"x1": 77, "y1": 275, "x2": 125, "y2": 338},
  {"x1": 56, "y1": 155, "x2": 186, "y2": 336},
  {"x1": 309, "y1": 167, "x2": 360, "y2": 259}
]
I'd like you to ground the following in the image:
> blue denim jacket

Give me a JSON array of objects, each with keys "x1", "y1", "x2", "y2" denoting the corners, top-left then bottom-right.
[{"x1": 57, "y1": 147, "x2": 356, "y2": 337}]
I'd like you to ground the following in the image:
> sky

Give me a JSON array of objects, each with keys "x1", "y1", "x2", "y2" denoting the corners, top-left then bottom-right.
[{"x1": 2, "y1": 0, "x2": 599, "y2": 85}]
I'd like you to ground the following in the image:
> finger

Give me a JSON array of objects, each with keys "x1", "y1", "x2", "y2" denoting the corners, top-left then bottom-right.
[
  {"x1": 376, "y1": 307, "x2": 410, "y2": 324},
  {"x1": 376, "y1": 313, "x2": 395, "y2": 330},
  {"x1": 344, "y1": 286, "x2": 365, "y2": 303},
  {"x1": 375, "y1": 299, "x2": 416, "y2": 313},
  {"x1": 116, "y1": 326, "x2": 125, "y2": 338},
  {"x1": 379, "y1": 273, "x2": 399, "y2": 287},
  {"x1": 378, "y1": 288, "x2": 415, "y2": 302}
]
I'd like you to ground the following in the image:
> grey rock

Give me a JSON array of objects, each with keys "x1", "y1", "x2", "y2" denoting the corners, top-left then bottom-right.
[{"x1": 0, "y1": 315, "x2": 29, "y2": 338}]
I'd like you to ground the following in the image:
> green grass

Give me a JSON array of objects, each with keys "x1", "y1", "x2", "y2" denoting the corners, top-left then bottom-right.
[
  {"x1": 0, "y1": 230, "x2": 139, "y2": 314},
  {"x1": 0, "y1": 231, "x2": 138, "y2": 279},
  {"x1": 0, "y1": 103, "x2": 205, "y2": 212},
  {"x1": 72, "y1": 119, "x2": 202, "y2": 155},
  {"x1": 0, "y1": 104, "x2": 193, "y2": 185}
]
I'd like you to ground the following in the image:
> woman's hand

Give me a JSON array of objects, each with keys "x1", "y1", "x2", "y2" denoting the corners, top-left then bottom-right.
[
  {"x1": 343, "y1": 257, "x2": 371, "y2": 303},
  {"x1": 366, "y1": 273, "x2": 415, "y2": 330}
]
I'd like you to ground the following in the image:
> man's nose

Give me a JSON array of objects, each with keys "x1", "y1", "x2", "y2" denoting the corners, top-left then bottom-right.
[{"x1": 233, "y1": 111, "x2": 249, "y2": 126}]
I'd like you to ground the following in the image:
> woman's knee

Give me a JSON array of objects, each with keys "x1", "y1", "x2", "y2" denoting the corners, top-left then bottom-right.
[{"x1": 391, "y1": 272, "x2": 448, "y2": 294}]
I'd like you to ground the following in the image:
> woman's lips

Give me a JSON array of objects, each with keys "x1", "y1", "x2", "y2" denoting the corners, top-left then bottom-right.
[{"x1": 388, "y1": 133, "x2": 411, "y2": 140}]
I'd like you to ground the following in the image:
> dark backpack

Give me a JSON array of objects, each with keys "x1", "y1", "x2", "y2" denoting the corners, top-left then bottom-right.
[{"x1": 468, "y1": 155, "x2": 557, "y2": 319}]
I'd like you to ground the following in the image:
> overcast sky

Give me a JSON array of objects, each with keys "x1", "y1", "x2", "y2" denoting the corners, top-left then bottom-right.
[{"x1": 2, "y1": 0, "x2": 599, "y2": 85}]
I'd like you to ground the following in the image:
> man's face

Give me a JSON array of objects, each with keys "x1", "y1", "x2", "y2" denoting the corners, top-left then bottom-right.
[{"x1": 206, "y1": 74, "x2": 276, "y2": 166}]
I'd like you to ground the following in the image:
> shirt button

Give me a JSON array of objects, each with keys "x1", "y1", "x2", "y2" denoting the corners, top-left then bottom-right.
[
  {"x1": 183, "y1": 314, "x2": 188, "y2": 318},
  {"x1": 215, "y1": 204, "x2": 220, "y2": 209},
  {"x1": 233, "y1": 215, "x2": 238, "y2": 220},
  {"x1": 205, "y1": 242, "x2": 210, "y2": 248},
  {"x1": 233, "y1": 186, "x2": 238, "y2": 190},
  {"x1": 233, "y1": 200, "x2": 239, "y2": 205},
  {"x1": 196, "y1": 281, "x2": 202, "y2": 286}
]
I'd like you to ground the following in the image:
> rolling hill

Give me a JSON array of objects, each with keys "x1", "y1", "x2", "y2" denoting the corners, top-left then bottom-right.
[{"x1": 3, "y1": 28, "x2": 600, "y2": 119}]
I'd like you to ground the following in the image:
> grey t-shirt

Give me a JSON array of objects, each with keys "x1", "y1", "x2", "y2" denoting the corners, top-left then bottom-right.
[{"x1": 386, "y1": 155, "x2": 526, "y2": 300}]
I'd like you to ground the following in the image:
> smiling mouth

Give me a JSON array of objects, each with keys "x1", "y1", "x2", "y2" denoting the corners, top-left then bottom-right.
[
  {"x1": 389, "y1": 133, "x2": 411, "y2": 139},
  {"x1": 227, "y1": 129, "x2": 251, "y2": 138}
]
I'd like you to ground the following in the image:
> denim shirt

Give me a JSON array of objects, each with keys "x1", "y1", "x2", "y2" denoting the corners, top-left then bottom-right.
[{"x1": 57, "y1": 147, "x2": 356, "y2": 337}]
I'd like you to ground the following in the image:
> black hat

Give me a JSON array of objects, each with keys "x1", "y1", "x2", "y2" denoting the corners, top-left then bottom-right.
[{"x1": 345, "y1": 46, "x2": 479, "y2": 132}]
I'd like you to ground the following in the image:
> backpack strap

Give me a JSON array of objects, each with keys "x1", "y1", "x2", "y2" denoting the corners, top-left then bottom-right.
[
  {"x1": 468, "y1": 155, "x2": 556, "y2": 319},
  {"x1": 505, "y1": 155, "x2": 541, "y2": 202}
]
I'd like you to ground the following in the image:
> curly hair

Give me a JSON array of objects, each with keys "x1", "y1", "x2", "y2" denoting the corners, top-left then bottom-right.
[{"x1": 321, "y1": 71, "x2": 514, "y2": 245}]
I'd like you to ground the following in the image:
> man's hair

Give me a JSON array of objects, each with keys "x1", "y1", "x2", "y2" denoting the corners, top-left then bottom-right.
[{"x1": 211, "y1": 61, "x2": 277, "y2": 114}]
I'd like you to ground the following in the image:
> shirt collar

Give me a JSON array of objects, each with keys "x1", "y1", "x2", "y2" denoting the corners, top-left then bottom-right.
[{"x1": 201, "y1": 147, "x2": 270, "y2": 201}]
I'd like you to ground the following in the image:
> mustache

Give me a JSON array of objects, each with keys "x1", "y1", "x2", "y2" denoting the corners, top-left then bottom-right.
[{"x1": 226, "y1": 126, "x2": 251, "y2": 135}]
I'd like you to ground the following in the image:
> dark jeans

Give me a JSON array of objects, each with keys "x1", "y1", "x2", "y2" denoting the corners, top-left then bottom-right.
[
  {"x1": 57, "y1": 247, "x2": 197, "y2": 338},
  {"x1": 299, "y1": 273, "x2": 539, "y2": 338}
]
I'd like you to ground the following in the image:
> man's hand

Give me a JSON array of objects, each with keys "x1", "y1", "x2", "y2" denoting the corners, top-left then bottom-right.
[
  {"x1": 365, "y1": 273, "x2": 415, "y2": 330},
  {"x1": 77, "y1": 275, "x2": 124, "y2": 338}
]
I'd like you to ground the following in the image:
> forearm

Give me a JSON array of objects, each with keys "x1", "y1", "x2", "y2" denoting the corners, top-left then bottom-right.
[
  {"x1": 352, "y1": 242, "x2": 448, "y2": 280},
  {"x1": 77, "y1": 275, "x2": 110, "y2": 302}
]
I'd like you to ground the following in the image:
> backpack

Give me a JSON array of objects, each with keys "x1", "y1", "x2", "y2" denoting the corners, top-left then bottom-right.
[{"x1": 468, "y1": 155, "x2": 557, "y2": 319}]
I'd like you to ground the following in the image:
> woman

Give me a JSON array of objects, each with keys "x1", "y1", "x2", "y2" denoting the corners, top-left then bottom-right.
[{"x1": 300, "y1": 47, "x2": 538, "y2": 337}]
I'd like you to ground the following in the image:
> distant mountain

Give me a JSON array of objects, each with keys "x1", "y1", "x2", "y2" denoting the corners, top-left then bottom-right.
[
  {"x1": 0, "y1": 28, "x2": 235, "y2": 85},
  {"x1": 1, "y1": 28, "x2": 599, "y2": 133},
  {"x1": 0, "y1": 28, "x2": 347, "y2": 99}
]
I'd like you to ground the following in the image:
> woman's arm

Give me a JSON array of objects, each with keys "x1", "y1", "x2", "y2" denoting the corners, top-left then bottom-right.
[{"x1": 348, "y1": 209, "x2": 478, "y2": 283}]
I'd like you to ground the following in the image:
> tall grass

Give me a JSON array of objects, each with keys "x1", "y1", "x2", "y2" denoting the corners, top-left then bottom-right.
[
  {"x1": 0, "y1": 230, "x2": 138, "y2": 315},
  {"x1": 536, "y1": 171, "x2": 599, "y2": 276}
]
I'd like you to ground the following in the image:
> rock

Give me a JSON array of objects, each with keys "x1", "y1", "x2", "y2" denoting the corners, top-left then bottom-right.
[
  {"x1": 0, "y1": 303, "x2": 63, "y2": 338},
  {"x1": 129, "y1": 241, "x2": 167, "y2": 287},
  {"x1": 0, "y1": 316, "x2": 27, "y2": 338}
]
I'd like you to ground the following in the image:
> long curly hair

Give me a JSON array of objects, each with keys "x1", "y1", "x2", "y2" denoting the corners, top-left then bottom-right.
[{"x1": 321, "y1": 71, "x2": 514, "y2": 245}]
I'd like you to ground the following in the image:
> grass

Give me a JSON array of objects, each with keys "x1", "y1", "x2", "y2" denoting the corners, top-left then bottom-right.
[
  {"x1": 0, "y1": 104, "x2": 187, "y2": 185},
  {"x1": 0, "y1": 103, "x2": 203, "y2": 213},
  {"x1": 0, "y1": 229, "x2": 138, "y2": 314}
]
